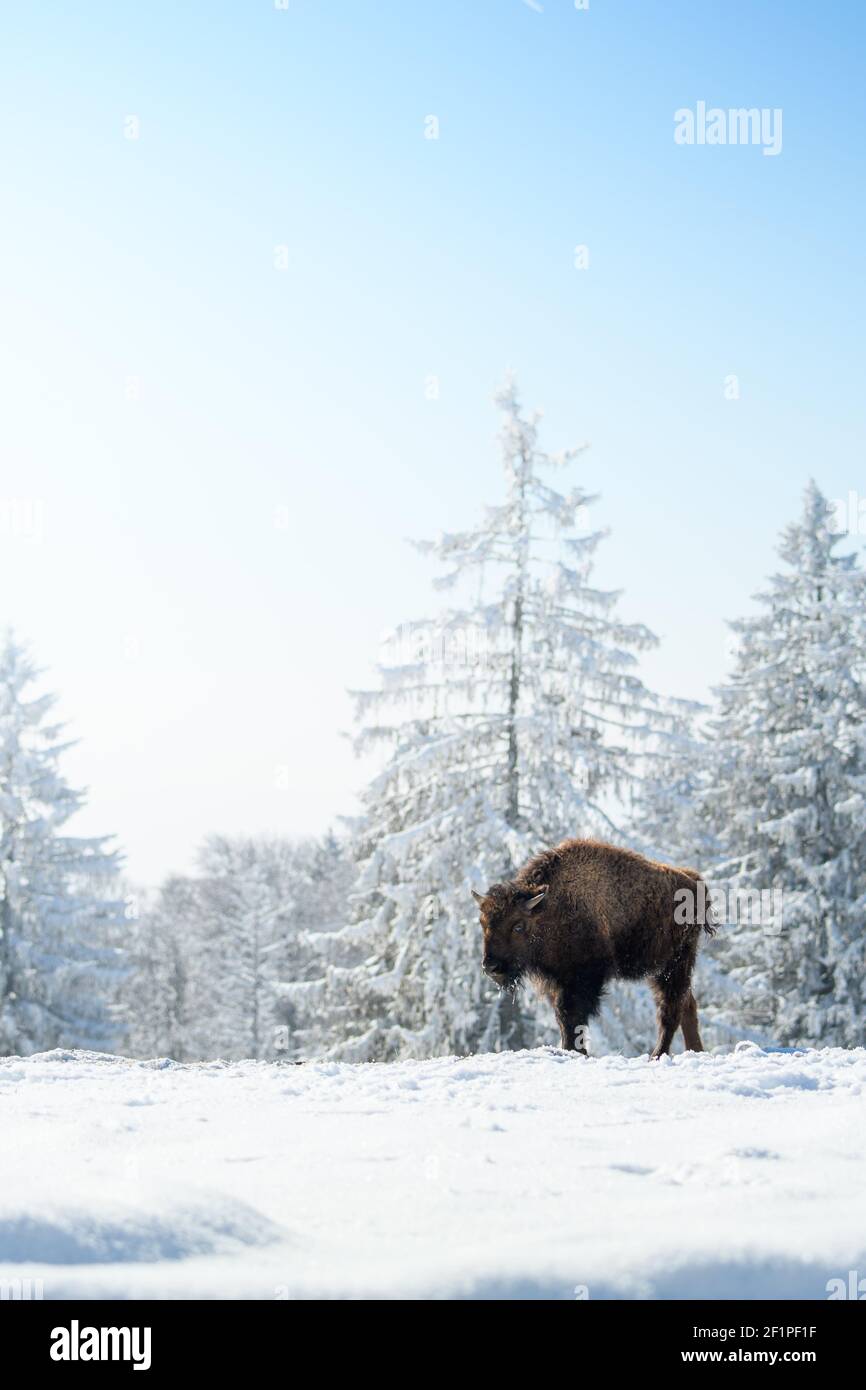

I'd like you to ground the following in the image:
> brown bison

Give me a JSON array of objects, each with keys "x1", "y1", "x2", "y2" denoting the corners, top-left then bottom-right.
[{"x1": 472, "y1": 838, "x2": 714, "y2": 1058}]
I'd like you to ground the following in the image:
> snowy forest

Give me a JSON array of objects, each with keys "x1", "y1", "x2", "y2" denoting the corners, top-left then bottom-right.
[{"x1": 2, "y1": 379, "x2": 864, "y2": 1062}]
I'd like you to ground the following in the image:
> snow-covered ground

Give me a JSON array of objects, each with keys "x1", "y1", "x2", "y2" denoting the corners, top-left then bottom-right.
[{"x1": 1, "y1": 1044, "x2": 864, "y2": 1300}]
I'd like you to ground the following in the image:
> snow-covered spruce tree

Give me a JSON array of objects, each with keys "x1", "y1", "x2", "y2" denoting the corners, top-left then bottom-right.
[
  {"x1": 705, "y1": 481, "x2": 866, "y2": 1047},
  {"x1": 299, "y1": 376, "x2": 677, "y2": 1060},
  {"x1": 122, "y1": 877, "x2": 202, "y2": 1061},
  {"x1": 120, "y1": 833, "x2": 352, "y2": 1061},
  {"x1": 628, "y1": 714, "x2": 719, "y2": 870},
  {"x1": 272, "y1": 831, "x2": 355, "y2": 1059},
  {"x1": 0, "y1": 634, "x2": 124, "y2": 1056},
  {"x1": 192, "y1": 835, "x2": 301, "y2": 1061}
]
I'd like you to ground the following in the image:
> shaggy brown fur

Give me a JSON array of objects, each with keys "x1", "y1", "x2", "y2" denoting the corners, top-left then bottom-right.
[{"x1": 472, "y1": 838, "x2": 715, "y2": 1058}]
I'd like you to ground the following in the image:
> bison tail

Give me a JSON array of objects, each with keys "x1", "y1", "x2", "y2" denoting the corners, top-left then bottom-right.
[{"x1": 675, "y1": 867, "x2": 717, "y2": 936}]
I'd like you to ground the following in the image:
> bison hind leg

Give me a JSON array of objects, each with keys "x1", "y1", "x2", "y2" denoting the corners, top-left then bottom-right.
[
  {"x1": 649, "y1": 951, "x2": 698, "y2": 1059},
  {"x1": 680, "y1": 989, "x2": 704, "y2": 1052}
]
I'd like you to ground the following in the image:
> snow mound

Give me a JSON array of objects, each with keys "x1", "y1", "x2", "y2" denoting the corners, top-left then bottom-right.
[{"x1": 0, "y1": 1193, "x2": 282, "y2": 1265}]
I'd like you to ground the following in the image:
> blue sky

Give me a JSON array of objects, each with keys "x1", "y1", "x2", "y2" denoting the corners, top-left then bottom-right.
[{"x1": 1, "y1": 1, "x2": 864, "y2": 883}]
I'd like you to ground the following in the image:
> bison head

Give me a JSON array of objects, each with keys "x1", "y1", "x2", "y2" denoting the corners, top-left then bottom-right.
[{"x1": 471, "y1": 882, "x2": 548, "y2": 988}]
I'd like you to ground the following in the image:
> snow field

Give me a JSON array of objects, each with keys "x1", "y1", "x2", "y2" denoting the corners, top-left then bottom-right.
[{"x1": 1, "y1": 1043, "x2": 864, "y2": 1299}]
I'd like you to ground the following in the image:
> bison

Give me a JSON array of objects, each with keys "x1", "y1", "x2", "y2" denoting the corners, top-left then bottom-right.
[{"x1": 472, "y1": 838, "x2": 715, "y2": 1058}]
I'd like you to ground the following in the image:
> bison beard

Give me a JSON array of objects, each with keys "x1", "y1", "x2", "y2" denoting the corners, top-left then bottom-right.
[{"x1": 472, "y1": 838, "x2": 715, "y2": 1058}]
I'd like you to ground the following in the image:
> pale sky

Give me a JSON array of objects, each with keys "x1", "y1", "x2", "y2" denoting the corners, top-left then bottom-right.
[{"x1": 2, "y1": 1, "x2": 864, "y2": 884}]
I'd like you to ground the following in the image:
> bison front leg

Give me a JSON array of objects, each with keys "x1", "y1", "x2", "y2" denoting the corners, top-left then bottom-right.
[
  {"x1": 552, "y1": 967, "x2": 606, "y2": 1055},
  {"x1": 554, "y1": 996, "x2": 587, "y2": 1054}
]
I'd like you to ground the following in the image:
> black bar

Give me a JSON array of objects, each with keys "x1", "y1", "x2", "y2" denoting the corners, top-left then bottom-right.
[{"x1": 5, "y1": 1298, "x2": 861, "y2": 1375}]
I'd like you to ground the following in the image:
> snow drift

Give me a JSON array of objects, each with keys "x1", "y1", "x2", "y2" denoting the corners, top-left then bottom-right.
[{"x1": 1, "y1": 1044, "x2": 864, "y2": 1299}]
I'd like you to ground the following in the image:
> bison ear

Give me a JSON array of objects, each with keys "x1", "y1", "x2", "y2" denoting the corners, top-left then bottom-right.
[
  {"x1": 471, "y1": 889, "x2": 485, "y2": 906},
  {"x1": 524, "y1": 885, "x2": 548, "y2": 911}
]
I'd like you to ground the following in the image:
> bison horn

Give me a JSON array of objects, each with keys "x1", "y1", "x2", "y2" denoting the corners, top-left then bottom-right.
[
  {"x1": 525, "y1": 887, "x2": 548, "y2": 911},
  {"x1": 471, "y1": 888, "x2": 485, "y2": 905}
]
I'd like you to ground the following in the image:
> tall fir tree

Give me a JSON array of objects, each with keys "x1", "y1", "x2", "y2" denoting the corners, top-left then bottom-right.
[
  {"x1": 273, "y1": 831, "x2": 356, "y2": 1059},
  {"x1": 0, "y1": 634, "x2": 124, "y2": 1055},
  {"x1": 298, "y1": 377, "x2": 677, "y2": 1060},
  {"x1": 705, "y1": 482, "x2": 866, "y2": 1046},
  {"x1": 194, "y1": 835, "x2": 298, "y2": 1060},
  {"x1": 628, "y1": 716, "x2": 719, "y2": 870},
  {"x1": 120, "y1": 833, "x2": 350, "y2": 1061},
  {"x1": 123, "y1": 877, "x2": 201, "y2": 1061}
]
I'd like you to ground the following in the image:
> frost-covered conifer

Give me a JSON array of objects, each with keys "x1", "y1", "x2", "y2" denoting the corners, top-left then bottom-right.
[
  {"x1": 123, "y1": 877, "x2": 201, "y2": 1061},
  {"x1": 122, "y1": 833, "x2": 351, "y2": 1061},
  {"x1": 0, "y1": 634, "x2": 124, "y2": 1055},
  {"x1": 301, "y1": 377, "x2": 676, "y2": 1060},
  {"x1": 706, "y1": 482, "x2": 866, "y2": 1046}
]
